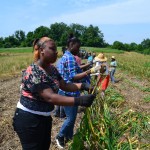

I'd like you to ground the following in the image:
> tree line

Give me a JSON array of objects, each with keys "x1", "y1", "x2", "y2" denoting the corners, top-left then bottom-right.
[{"x1": 0, "y1": 22, "x2": 149, "y2": 54}]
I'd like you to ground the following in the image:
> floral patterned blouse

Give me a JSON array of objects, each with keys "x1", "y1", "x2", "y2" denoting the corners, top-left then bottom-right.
[{"x1": 20, "y1": 63, "x2": 62, "y2": 112}]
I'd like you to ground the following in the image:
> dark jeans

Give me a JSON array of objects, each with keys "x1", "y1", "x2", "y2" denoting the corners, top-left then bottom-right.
[
  {"x1": 13, "y1": 108, "x2": 52, "y2": 150},
  {"x1": 54, "y1": 105, "x2": 66, "y2": 118}
]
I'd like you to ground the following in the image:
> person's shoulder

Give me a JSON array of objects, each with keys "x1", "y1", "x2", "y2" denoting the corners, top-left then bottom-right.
[
  {"x1": 50, "y1": 64, "x2": 56, "y2": 69},
  {"x1": 65, "y1": 52, "x2": 74, "y2": 60},
  {"x1": 25, "y1": 64, "x2": 34, "y2": 72}
]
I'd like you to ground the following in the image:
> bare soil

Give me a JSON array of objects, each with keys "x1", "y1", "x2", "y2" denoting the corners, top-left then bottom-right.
[{"x1": 0, "y1": 70, "x2": 149, "y2": 150}]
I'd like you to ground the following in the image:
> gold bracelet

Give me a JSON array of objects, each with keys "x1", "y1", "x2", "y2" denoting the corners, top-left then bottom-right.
[{"x1": 85, "y1": 71, "x2": 88, "y2": 76}]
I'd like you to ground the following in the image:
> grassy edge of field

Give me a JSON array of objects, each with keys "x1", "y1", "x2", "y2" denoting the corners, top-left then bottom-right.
[{"x1": 0, "y1": 47, "x2": 124, "y2": 80}]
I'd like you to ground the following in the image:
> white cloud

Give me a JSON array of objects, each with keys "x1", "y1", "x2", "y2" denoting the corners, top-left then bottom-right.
[{"x1": 50, "y1": 0, "x2": 150, "y2": 25}]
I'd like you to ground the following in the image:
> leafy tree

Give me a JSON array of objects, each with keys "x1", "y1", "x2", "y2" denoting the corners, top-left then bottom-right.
[
  {"x1": 137, "y1": 44, "x2": 143, "y2": 52},
  {"x1": 60, "y1": 32, "x2": 69, "y2": 46},
  {"x1": 34, "y1": 26, "x2": 50, "y2": 39},
  {"x1": 2, "y1": 21, "x2": 149, "y2": 55},
  {"x1": 0, "y1": 37, "x2": 4, "y2": 48},
  {"x1": 50, "y1": 22, "x2": 69, "y2": 46},
  {"x1": 82, "y1": 25, "x2": 104, "y2": 47},
  {"x1": 15, "y1": 30, "x2": 26, "y2": 45},
  {"x1": 129, "y1": 42, "x2": 138, "y2": 51},
  {"x1": 3, "y1": 42, "x2": 11, "y2": 48},
  {"x1": 69, "y1": 23, "x2": 86, "y2": 38},
  {"x1": 123, "y1": 43, "x2": 130, "y2": 51},
  {"x1": 26, "y1": 31, "x2": 34, "y2": 47},
  {"x1": 112, "y1": 41, "x2": 124, "y2": 50},
  {"x1": 141, "y1": 38, "x2": 150, "y2": 49},
  {"x1": 4, "y1": 35, "x2": 19, "y2": 47}
]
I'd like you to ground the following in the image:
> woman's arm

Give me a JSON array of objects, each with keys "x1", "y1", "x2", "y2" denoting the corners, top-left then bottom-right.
[
  {"x1": 80, "y1": 63, "x2": 91, "y2": 69},
  {"x1": 59, "y1": 79, "x2": 82, "y2": 91},
  {"x1": 59, "y1": 78, "x2": 91, "y2": 92},
  {"x1": 39, "y1": 88, "x2": 75, "y2": 105},
  {"x1": 73, "y1": 70, "x2": 91, "y2": 81},
  {"x1": 39, "y1": 87, "x2": 95, "y2": 107}
]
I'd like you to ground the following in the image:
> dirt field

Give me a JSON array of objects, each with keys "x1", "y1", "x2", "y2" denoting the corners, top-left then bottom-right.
[{"x1": 0, "y1": 70, "x2": 149, "y2": 150}]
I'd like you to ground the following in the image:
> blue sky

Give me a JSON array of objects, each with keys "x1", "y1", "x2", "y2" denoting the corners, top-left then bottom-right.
[{"x1": 1, "y1": 0, "x2": 150, "y2": 44}]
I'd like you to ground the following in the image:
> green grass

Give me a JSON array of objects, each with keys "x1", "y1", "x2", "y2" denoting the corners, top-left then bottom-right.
[
  {"x1": 0, "y1": 47, "x2": 62, "y2": 53},
  {"x1": 81, "y1": 47, "x2": 124, "y2": 53},
  {"x1": 0, "y1": 47, "x2": 123, "y2": 54},
  {"x1": 0, "y1": 47, "x2": 33, "y2": 53}
]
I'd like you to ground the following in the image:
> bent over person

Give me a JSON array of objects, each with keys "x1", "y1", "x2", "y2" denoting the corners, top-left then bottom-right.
[{"x1": 12, "y1": 37, "x2": 96, "y2": 150}]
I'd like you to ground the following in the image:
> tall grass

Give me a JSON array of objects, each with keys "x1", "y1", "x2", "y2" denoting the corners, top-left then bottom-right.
[
  {"x1": 116, "y1": 52, "x2": 150, "y2": 80},
  {"x1": 69, "y1": 86, "x2": 149, "y2": 150},
  {"x1": 0, "y1": 47, "x2": 63, "y2": 79},
  {"x1": 81, "y1": 47, "x2": 124, "y2": 53},
  {"x1": 0, "y1": 47, "x2": 149, "y2": 81},
  {"x1": 0, "y1": 53, "x2": 33, "y2": 79},
  {"x1": 98, "y1": 52, "x2": 150, "y2": 81}
]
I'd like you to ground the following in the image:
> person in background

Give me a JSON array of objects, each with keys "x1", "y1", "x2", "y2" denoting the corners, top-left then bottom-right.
[
  {"x1": 53, "y1": 46, "x2": 67, "y2": 118},
  {"x1": 74, "y1": 52, "x2": 82, "y2": 66},
  {"x1": 87, "y1": 52, "x2": 93, "y2": 64},
  {"x1": 92, "y1": 52, "x2": 96, "y2": 59},
  {"x1": 110, "y1": 56, "x2": 117, "y2": 83},
  {"x1": 75, "y1": 52, "x2": 92, "y2": 85},
  {"x1": 93, "y1": 53, "x2": 110, "y2": 99},
  {"x1": 12, "y1": 37, "x2": 96, "y2": 150},
  {"x1": 53, "y1": 57, "x2": 66, "y2": 118},
  {"x1": 62, "y1": 46, "x2": 67, "y2": 54},
  {"x1": 56, "y1": 35, "x2": 101, "y2": 149}
]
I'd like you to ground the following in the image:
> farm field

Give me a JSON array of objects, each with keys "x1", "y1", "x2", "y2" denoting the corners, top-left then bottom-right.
[{"x1": 0, "y1": 47, "x2": 149, "y2": 150}]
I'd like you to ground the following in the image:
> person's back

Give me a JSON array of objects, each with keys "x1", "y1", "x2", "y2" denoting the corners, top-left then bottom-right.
[
  {"x1": 57, "y1": 50, "x2": 81, "y2": 96},
  {"x1": 87, "y1": 52, "x2": 92, "y2": 62},
  {"x1": 87, "y1": 55, "x2": 93, "y2": 63}
]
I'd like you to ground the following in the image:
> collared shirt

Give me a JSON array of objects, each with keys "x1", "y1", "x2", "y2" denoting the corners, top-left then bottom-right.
[
  {"x1": 57, "y1": 50, "x2": 81, "y2": 97},
  {"x1": 110, "y1": 61, "x2": 117, "y2": 67},
  {"x1": 110, "y1": 60, "x2": 117, "y2": 71}
]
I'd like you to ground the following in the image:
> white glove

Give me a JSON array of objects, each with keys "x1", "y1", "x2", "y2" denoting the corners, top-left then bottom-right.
[{"x1": 90, "y1": 65, "x2": 101, "y2": 73}]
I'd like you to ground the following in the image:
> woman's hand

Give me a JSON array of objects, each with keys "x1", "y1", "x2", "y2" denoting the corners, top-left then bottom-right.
[
  {"x1": 74, "y1": 94, "x2": 96, "y2": 107},
  {"x1": 81, "y1": 83, "x2": 93, "y2": 93}
]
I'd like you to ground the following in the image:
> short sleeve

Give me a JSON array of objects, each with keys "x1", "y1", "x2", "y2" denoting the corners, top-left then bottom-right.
[
  {"x1": 30, "y1": 83, "x2": 50, "y2": 94},
  {"x1": 22, "y1": 64, "x2": 60, "y2": 98}
]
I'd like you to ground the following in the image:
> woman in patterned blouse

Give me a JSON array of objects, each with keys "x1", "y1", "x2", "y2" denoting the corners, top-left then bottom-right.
[{"x1": 12, "y1": 37, "x2": 96, "y2": 150}]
